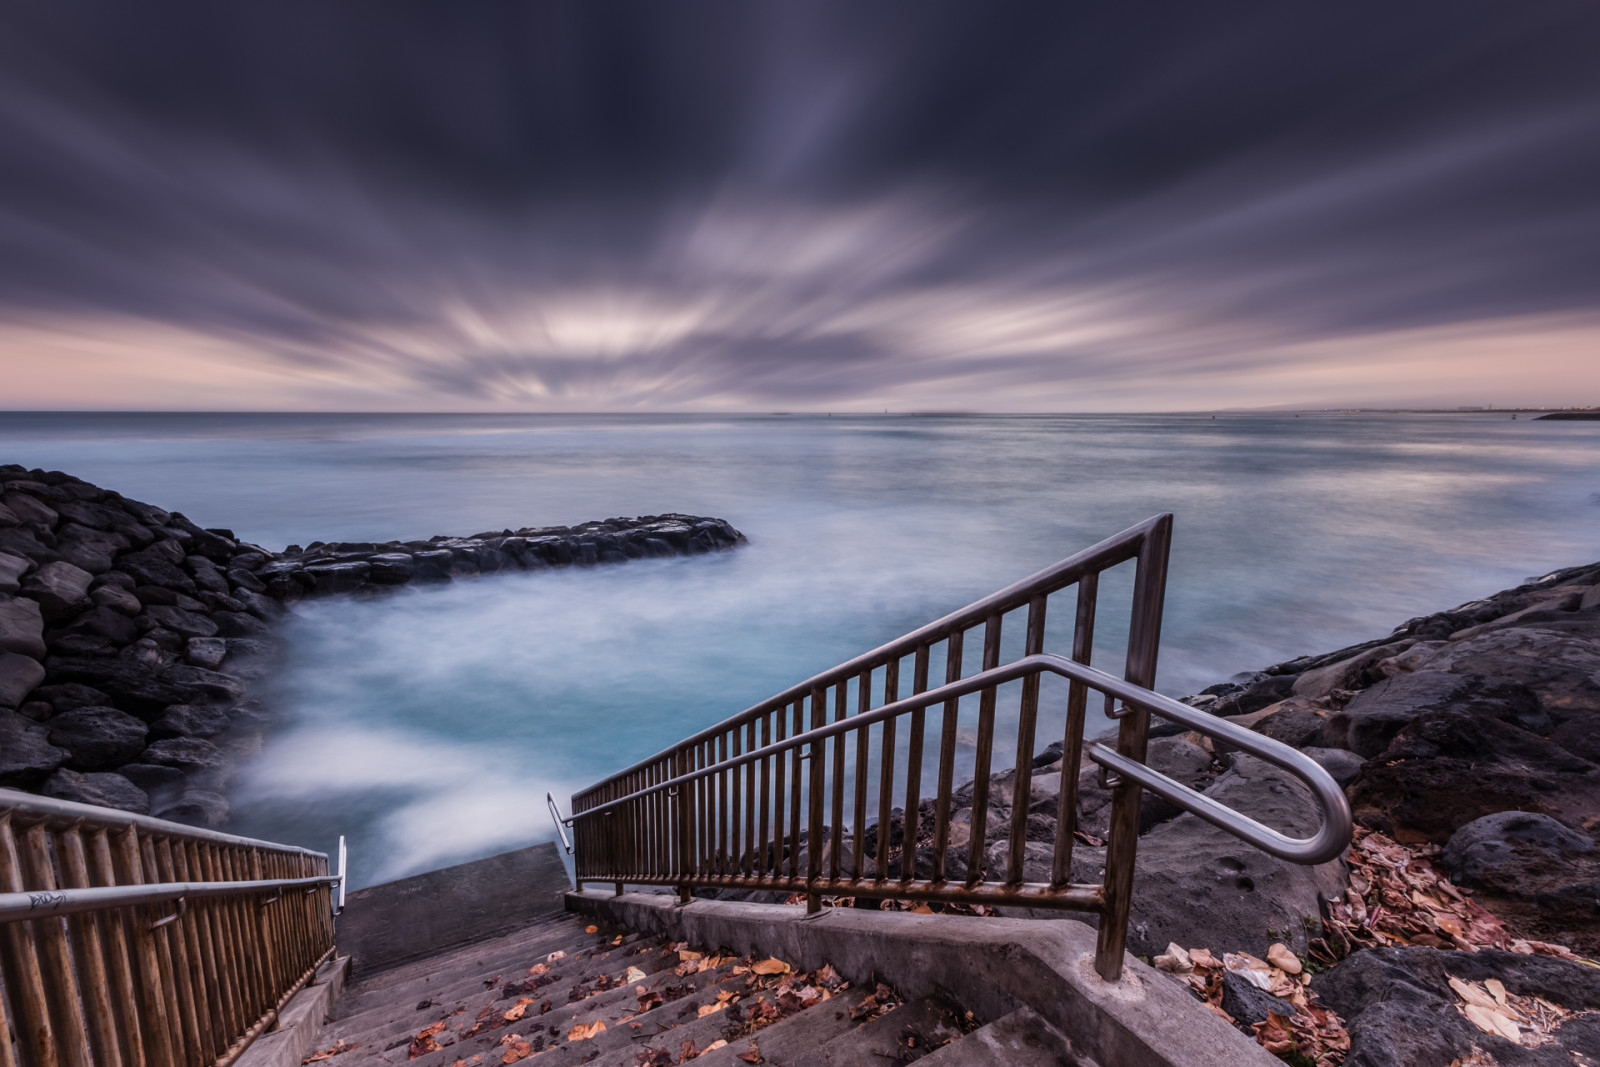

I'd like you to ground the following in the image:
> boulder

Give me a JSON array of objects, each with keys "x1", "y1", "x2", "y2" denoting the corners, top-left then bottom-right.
[
  {"x1": 54, "y1": 525, "x2": 130, "y2": 574},
  {"x1": 0, "y1": 707, "x2": 68, "y2": 785},
  {"x1": 0, "y1": 527, "x2": 59, "y2": 564},
  {"x1": 46, "y1": 706, "x2": 149, "y2": 770},
  {"x1": 186, "y1": 556, "x2": 230, "y2": 594},
  {"x1": 1349, "y1": 709, "x2": 1599, "y2": 843},
  {"x1": 302, "y1": 561, "x2": 370, "y2": 594},
  {"x1": 117, "y1": 543, "x2": 196, "y2": 593},
  {"x1": 0, "y1": 650, "x2": 45, "y2": 708},
  {"x1": 140, "y1": 605, "x2": 218, "y2": 640},
  {"x1": 21, "y1": 560, "x2": 94, "y2": 623},
  {"x1": 117, "y1": 762, "x2": 186, "y2": 796},
  {"x1": 1301, "y1": 747, "x2": 1364, "y2": 786},
  {"x1": 0, "y1": 551, "x2": 31, "y2": 594},
  {"x1": 53, "y1": 499, "x2": 126, "y2": 531},
  {"x1": 366, "y1": 553, "x2": 415, "y2": 584},
  {"x1": 212, "y1": 611, "x2": 270, "y2": 638},
  {"x1": 155, "y1": 789, "x2": 230, "y2": 829},
  {"x1": 1292, "y1": 639, "x2": 1415, "y2": 700},
  {"x1": 1313, "y1": 946, "x2": 1600, "y2": 1067},
  {"x1": 1248, "y1": 699, "x2": 1330, "y2": 749},
  {"x1": 17, "y1": 702, "x2": 51, "y2": 722},
  {"x1": 159, "y1": 664, "x2": 243, "y2": 705},
  {"x1": 184, "y1": 637, "x2": 227, "y2": 670},
  {"x1": 43, "y1": 656, "x2": 223, "y2": 717},
  {"x1": 89, "y1": 584, "x2": 141, "y2": 617},
  {"x1": 1125, "y1": 754, "x2": 1347, "y2": 957},
  {"x1": 41, "y1": 768, "x2": 150, "y2": 814},
  {"x1": 1325, "y1": 672, "x2": 1544, "y2": 758},
  {"x1": 140, "y1": 736, "x2": 225, "y2": 774},
  {"x1": 1442, "y1": 811, "x2": 1600, "y2": 955},
  {"x1": 0, "y1": 595, "x2": 46, "y2": 658},
  {"x1": 3, "y1": 492, "x2": 58, "y2": 528},
  {"x1": 31, "y1": 682, "x2": 110, "y2": 712},
  {"x1": 1218, "y1": 971, "x2": 1294, "y2": 1026},
  {"x1": 148, "y1": 704, "x2": 233, "y2": 740},
  {"x1": 60, "y1": 606, "x2": 140, "y2": 646}
]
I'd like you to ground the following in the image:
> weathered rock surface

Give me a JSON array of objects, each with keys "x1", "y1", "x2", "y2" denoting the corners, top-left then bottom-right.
[
  {"x1": 0, "y1": 708, "x2": 67, "y2": 786},
  {"x1": 46, "y1": 706, "x2": 149, "y2": 770},
  {"x1": 41, "y1": 768, "x2": 150, "y2": 814},
  {"x1": 1442, "y1": 812, "x2": 1600, "y2": 956},
  {"x1": 0, "y1": 595, "x2": 45, "y2": 658},
  {"x1": 0, "y1": 650, "x2": 45, "y2": 708},
  {"x1": 1325, "y1": 671, "x2": 1544, "y2": 758}
]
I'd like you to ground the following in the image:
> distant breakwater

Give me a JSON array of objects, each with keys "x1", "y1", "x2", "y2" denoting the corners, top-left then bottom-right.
[{"x1": 0, "y1": 462, "x2": 746, "y2": 827}]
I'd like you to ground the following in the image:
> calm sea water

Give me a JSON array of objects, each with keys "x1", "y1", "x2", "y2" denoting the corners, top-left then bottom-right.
[{"x1": 2, "y1": 412, "x2": 1597, "y2": 886}]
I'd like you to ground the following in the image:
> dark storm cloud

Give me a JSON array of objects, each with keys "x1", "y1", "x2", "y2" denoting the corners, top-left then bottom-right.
[{"x1": 1, "y1": 0, "x2": 1598, "y2": 407}]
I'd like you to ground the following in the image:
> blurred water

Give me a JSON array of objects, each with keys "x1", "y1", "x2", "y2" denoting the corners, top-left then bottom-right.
[{"x1": 2, "y1": 411, "x2": 1597, "y2": 885}]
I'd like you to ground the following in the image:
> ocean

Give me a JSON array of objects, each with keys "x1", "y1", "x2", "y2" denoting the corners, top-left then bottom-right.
[{"x1": 3, "y1": 411, "x2": 1597, "y2": 885}]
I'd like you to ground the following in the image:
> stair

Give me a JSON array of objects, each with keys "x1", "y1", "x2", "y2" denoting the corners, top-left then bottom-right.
[{"x1": 299, "y1": 912, "x2": 1058, "y2": 1067}]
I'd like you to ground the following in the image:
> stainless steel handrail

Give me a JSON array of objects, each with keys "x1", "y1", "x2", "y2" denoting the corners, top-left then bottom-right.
[
  {"x1": 572, "y1": 653, "x2": 1351, "y2": 865},
  {"x1": 0, "y1": 875, "x2": 341, "y2": 923},
  {"x1": 547, "y1": 792, "x2": 574, "y2": 855},
  {"x1": 0, "y1": 787, "x2": 328, "y2": 858}
]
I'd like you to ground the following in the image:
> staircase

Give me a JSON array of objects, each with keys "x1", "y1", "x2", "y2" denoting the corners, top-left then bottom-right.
[{"x1": 305, "y1": 910, "x2": 1072, "y2": 1066}]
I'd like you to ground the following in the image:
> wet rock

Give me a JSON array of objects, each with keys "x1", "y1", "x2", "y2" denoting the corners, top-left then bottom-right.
[
  {"x1": 0, "y1": 650, "x2": 45, "y2": 708},
  {"x1": 41, "y1": 768, "x2": 149, "y2": 814},
  {"x1": 1349, "y1": 709, "x2": 1599, "y2": 843},
  {"x1": 0, "y1": 551, "x2": 30, "y2": 594},
  {"x1": 43, "y1": 656, "x2": 201, "y2": 716},
  {"x1": 21, "y1": 560, "x2": 94, "y2": 623},
  {"x1": 140, "y1": 737, "x2": 226, "y2": 779},
  {"x1": 47, "y1": 706, "x2": 150, "y2": 770},
  {"x1": 1326, "y1": 672, "x2": 1545, "y2": 758},
  {"x1": 140, "y1": 604, "x2": 218, "y2": 640},
  {"x1": 1126, "y1": 754, "x2": 1347, "y2": 957},
  {"x1": 148, "y1": 703, "x2": 233, "y2": 740},
  {"x1": 212, "y1": 610, "x2": 270, "y2": 638},
  {"x1": 1208, "y1": 674, "x2": 1297, "y2": 718},
  {"x1": 159, "y1": 664, "x2": 244, "y2": 705},
  {"x1": 1301, "y1": 747, "x2": 1364, "y2": 786},
  {"x1": 186, "y1": 556, "x2": 230, "y2": 594},
  {"x1": 89, "y1": 584, "x2": 142, "y2": 616},
  {"x1": 366, "y1": 553, "x2": 415, "y2": 584},
  {"x1": 1313, "y1": 946, "x2": 1600, "y2": 1067},
  {"x1": 184, "y1": 637, "x2": 227, "y2": 670},
  {"x1": 1219, "y1": 971, "x2": 1294, "y2": 1026},
  {"x1": 1292, "y1": 639, "x2": 1415, "y2": 700},
  {"x1": 118, "y1": 543, "x2": 196, "y2": 593},
  {"x1": 0, "y1": 708, "x2": 68, "y2": 785},
  {"x1": 156, "y1": 788, "x2": 231, "y2": 828},
  {"x1": 303, "y1": 560, "x2": 371, "y2": 594},
  {"x1": 0, "y1": 595, "x2": 46, "y2": 658}
]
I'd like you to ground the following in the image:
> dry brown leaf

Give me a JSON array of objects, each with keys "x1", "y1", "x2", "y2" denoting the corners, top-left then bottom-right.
[
  {"x1": 503, "y1": 998, "x2": 534, "y2": 1022},
  {"x1": 1153, "y1": 942, "x2": 1193, "y2": 974},
  {"x1": 499, "y1": 1038, "x2": 532, "y2": 1064},
  {"x1": 1462, "y1": 1004, "x2": 1521, "y2": 1044},
  {"x1": 751, "y1": 958, "x2": 791, "y2": 975},
  {"x1": 566, "y1": 1020, "x2": 607, "y2": 1041},
  {"x1": 625, "y1": 966, "x2": 647, "y2": 983},
  {"x1": 303, "y1": 1039, "x2": 356, "y2": 1062},
  {"x1": 526, "y1": 963, "x2": 549, "y2": 977},
  {"x1": 585, "y1": 925, "x2": 598, "y2": 933},
  {"x1": 1266, "y1": 943, "x2": 1302, "y2": 975},
  {"x1": 546, "y1": 951, "x2": 566, "y2": 963},
  {"x1": 702, "y1": 1039, "x2": 727, "y2": 1052},
  {"x1": 1484, "y1": 978, "x2": 1508, "y2": 1008},
  {"x1": 736, "y1": 1039, "x2": 762, "y2": 1064},
  {"x1": 678, "y1": 949, "x2": 702, "y2": 962}
]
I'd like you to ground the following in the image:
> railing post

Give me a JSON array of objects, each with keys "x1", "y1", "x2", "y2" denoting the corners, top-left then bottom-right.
[
  {"x1": 1094, "y1": 515, "x2": 1173, "y2": 981},
  {"x1": 805, "y1": 687, "x2": 826, "y2": 913}
]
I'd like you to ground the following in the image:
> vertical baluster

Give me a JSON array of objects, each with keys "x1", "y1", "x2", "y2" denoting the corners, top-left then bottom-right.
[
  {"x1": 756, "y1": 716, "x2": 771, "y2": 878},
  {"x1": 806, "y1": 688, "x2": 828, "y2": 908},
  {"x1": 1053, "y1": 575, "x2": 1096, "y2": 887},
  {"x1": 1096, "y1": 516, "x2": 1172, "y2": 980},
  {"x1": 787, "y1": 701, "x2": 804, "y2": 881},
  {"x1": 1007, "y1": 596, "x2": 1048, "y2": 885},
  {"x1": 19, "y1": 826, "x2": 93, "y2": 1067},
  {"x1": 729, "y1": 729, "x2": 742, "y2": 880},
  {"x1": 828, "y1": 679, "x2": 847, "y2": 884},
  {"x1": 874, "y1": 659, "x2": 899, "y2": 882},
  {"x1": 160, "y1": 839, "x2": 218, "y2": 1059},
  {"x1": 675, "y1": 747, "x2": 692, "y2": 900},
  {"x1": 965, "y1": 629, "x2": 1001, "y2": 886},
  {"x1": 0, "y1": 928, "x2": 17, "y2": 1067},
  {"x1": 935, "y1": 619, "x2": 984, "y2": 883},
  {"x1": 850, "y1": 669, "x2": 871, "y2": 882},
  {"x1": 0, "y1": 817, "x2": 59, "y2": 1066},
  {"x1": 86, "y1": 831, "x2": 144, "y2": 1067},
  {"x1": 696, "y1": 742, "x2": 710, "y2": 879},
  {"x1": 146, "y1": 836, "x2": 202, "y2": 1062},
  {"x1": 902, "y1": 646, "x2": 928, "y2": 889},
  {"x1": 717, "y1": 732, "x2": 729, "y2": 878},
  {"x1": 196, "y1": 845, "x2": 243, "y2": 1050},
  {"x1": 55, "y1": 829, "x2": 123, "y2": 1067},
  {"x1": 249, "y1": 849, "x2": 283, "y2": 1007},
  {"x1": 218, "y1": 848, "x2": 264, "y2": 1026},
  {"x1": 112, "y1": 828, "x2": 177, "y2": 1066},
  {"x1": 743, "y1": 721, "x2": 756, "y2": 878},
  {"x1": 770, "y1": 709, "x2": 786, "y2": 880}
]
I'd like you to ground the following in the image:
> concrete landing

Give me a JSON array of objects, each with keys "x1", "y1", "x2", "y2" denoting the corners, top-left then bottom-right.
[{"x1": 336, "y1": 841, "x2": 570, "y2": 977}]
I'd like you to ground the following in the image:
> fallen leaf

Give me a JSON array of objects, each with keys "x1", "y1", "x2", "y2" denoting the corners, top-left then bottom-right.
[
  {"x1": 612, "y1": 935, "x2": 624, "y2": 945},
  {"x1": 702, "y1": 1040, "x2": 727, "y2": 1052},
  {"x1": 625, "y1": 966, "x2": 647, "y2": 983},
  {"x1": 1462, "y1": 1004, "x2": 1521, "y2": 1044},
  {"x1": 751, "y1": 958, "x2": 791, "y2": 976},
  {"x1": 1450, "y1": 978, "x2": 1500, "y2": 1012},
  {"x1": 500, "y1": 1039, "x2": 532, "y2": 1064},
  {"x1": 567, "y1": 1020, "x2": 607, "y2": 1041},
  {"x1": 736, "y1": 1039, "x2": 762, "y2": 1064},
  {"x1": 1484, "y1": 978, "x2": 1508, "y2": 1008},
  {"x1": 1266, "y1": 943, "x2": 1302, "y2": 975},
  {"x1": 547, "y1": 951, "x2": 566, "y2": 963},
  {"x1": 1153, "y1": 943, "x2": 1193, "y2": 974},
  {"x1": 678, "y1": 950, "x2": 703, "y2": 962},
  {"x1": 303, "y1": 1039, "x2": 357, "y2": 1061},
  {"x1": 526, "y1": 963, "x2": 550, "y2": 977},
  {"x1": 503, "y1": 998, "x2": 534, "y2": 1022},
  {"x1": 585, "y1": 925, "x2": 598, "y2": 934}
]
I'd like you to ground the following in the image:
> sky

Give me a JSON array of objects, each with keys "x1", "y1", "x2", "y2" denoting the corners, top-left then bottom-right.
[{"x1": 2, "y1": 1, "x2": 1598, "y2": 412}]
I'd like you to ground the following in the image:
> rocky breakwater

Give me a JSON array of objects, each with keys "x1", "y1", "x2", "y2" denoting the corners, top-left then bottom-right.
[{"x1": 0, "y1": 463, "x2": 746, "y2": 830}]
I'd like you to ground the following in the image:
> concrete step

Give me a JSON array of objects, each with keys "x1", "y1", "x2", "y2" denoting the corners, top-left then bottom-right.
[
  {"x1": 684, "y1": 984, "x2": 877, "y2": 1067},
  {"x1": 913, "y1": 1006, "x2": 1083, "y2": 1066},
  {"x1": 335, "y1": 914, "x2": 588, "y2": 1006},
  {"x1": 787, "y1": 995, "x2": 969, "y2": 1066}
]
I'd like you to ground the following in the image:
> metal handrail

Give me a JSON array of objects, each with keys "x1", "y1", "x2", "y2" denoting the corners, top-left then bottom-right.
[
  {"x1": 547, "y1": 793, "x2": 574, "y2": 855},
  {"x1": 571, "y1": 654, "x2": 1351, "y2": 865},
  {"x1": 0, "y1": 874, "x2": 342, "y2": 923},
  {"x1": 0, "y1": 788, "x2": 327, "y2": 857}
]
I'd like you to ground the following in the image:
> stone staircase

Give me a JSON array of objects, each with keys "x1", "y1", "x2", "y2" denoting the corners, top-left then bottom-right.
[{"x1": 302, "y1": 910, "x2": 1072, "y2": 1066}]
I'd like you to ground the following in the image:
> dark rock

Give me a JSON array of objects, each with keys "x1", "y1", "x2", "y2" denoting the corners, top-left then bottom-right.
[
  {"x1": 41, "y1": 768, "x2": 149, "y2": 814},
  {"x1": 43, "y1": 656, "x2": 231, "y2": 716},
  {"x1": 1218, "y1": 971, "x2": 1294, "y2": 1026},
  {"x1": 49, "y1": 633, "x2": 119, "y2": 657},
  {"x1": 60, "y1": 605, "x2": 140, "y2": 645},
  {"x1": 1444, "y1": 811, "x2": 1596, "y2": 891},
  {"x1": 0, "y1": 651, "x2": 45, "y2": 708},
  {"x1": 159, "y1": 664, "x2": 244, "y2": 705},
  {"x1": 411, "y1": 550, "x2": 454, "y2": 582},
  {"x1": 140, "y1": 737, "x2": 225, "y2": 774},
  {"x1": 1349, "y1": 709, "x2": 1599, "y2": 843},
  {"x1": 303, "y1": 560, "x2": 371, "y2": 594},
  {"x1": 232, "y1": 588, "x2": 280, "y2": 619},
  {"x1": 54, "y1": 499, "x2": 126, "y2": 531},
  {"x1": 0, "y1": 595, "x2": 46, "y2": 658},
  {"x1": 1313, "y1": 946, "x2": 1600, "y2": 1067},
  {"x1": 155, "y1": 789, "x2": 230, "y2": 828},
  {"x1": 1301, "y1": 747, "x2": 1364, "y2": 786},
  {"x1": 227, "y1": 567, "x2": 266, "y2": 593},
  {"x1": 212, "y1": 611, "x2": 270, "y2": 638},
  {"x1": 118, "y1": 543, "x2": 196, "y2": 592},
  {"x1": 0, "y1": 708, "x2": 68, "y2": 785},
  {"x1": 32, "y1": 682, "x2": 110, "y2": 712},
  {"x1": 132, "y1": 584, "x2": 179, "y2": 606},
  {"x1": 47, "y1": 705, "x2": 149, "y2": 770},
  {"x1": 21, "y1": 560, "x2": 94, "y2": 623},
  {"x1": 1208, "y1": 674, "x2": 1297, "y2": 718},
  {"x1": 17, "y1": 701, "x2": 51, "y2": 722},
  {"x1": 1127, "y1": 754, "x2": 1347, "y2": 957},
  {"x1": 1249, "y1": 699, "x2": 1330, "y2": 749},
  {"x1": 142, "y1": 628, "x2": 185, "y2": 653},
  {"x1": 184, "y1": 637, "x2": 227, "y2": 670},
  {"x1": 140, "y1": 605, "x2": 219, "y2": 640},
  {"x1": 117, "y1": 762, "x2": 186, "y2": 795},
  {"x1": 89, "y1": 584, "x2": 141, "y2": 616},
  {"x1": 0, "y1": 526, "x2": 59, "y2": 564},
  {"x1": 3, "y1": 491, "x2": 58, "y2": 527},
  {"x1": 196, "y1": 591, "x2": 247, "y2": 614},
  {"x1": 1417, "y1": 625, "x2": 1600, "y2": 726},
  {"x1": 1292, "y1": 639, "x2": 1416, "y2": 700},
  {"x1": 0, "y1": 551, "x2": 30, "y2": 594},
  {"x1": 1033, "y1": 741, "x2": 1064, "y2": 768},
  {"x1": 148, "y1": 704, "x2": 233, "y2": 740},
  {"x1": 1075, "y1": 736, "x2": 1220, "y2": 838},
  {"x1": 186, "y1": 556, "x2": 230, "y2": 594},
  {"x1": 365, "y1": 553, "x2": 415, "y2": 584},
  {"x1": 89, "y1": 570, "x2": 136, "y2": 591},
  {"x1": 1326, "y1": 672, "x2": 1545, "y2": 758}
]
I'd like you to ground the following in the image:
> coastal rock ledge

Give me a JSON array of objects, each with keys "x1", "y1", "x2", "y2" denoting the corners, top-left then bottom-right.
[{"x1": 0, "y1": 462, "x2": 746, "y2": 827}]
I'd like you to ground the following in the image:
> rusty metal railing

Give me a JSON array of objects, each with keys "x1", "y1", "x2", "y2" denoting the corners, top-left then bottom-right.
[
  {"x1": 0, "y1": 790, "x2": 340, "y2": 1067},
  {"x1": 569, "y1": 515, "x2": 1353, "y2": 980}
]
